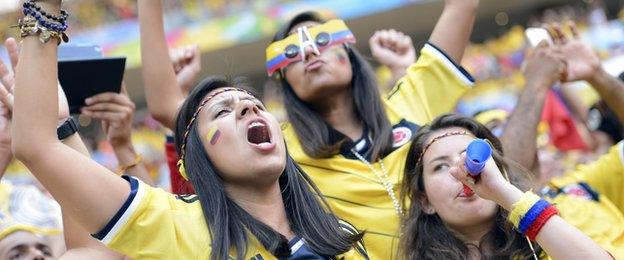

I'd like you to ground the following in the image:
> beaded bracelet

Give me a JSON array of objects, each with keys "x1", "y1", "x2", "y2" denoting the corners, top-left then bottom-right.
[
  {"x1": 23, "y1": 7, "x2": 68, "y2": 32},
  {"x1": 508, "y1": 191, "x2": 559, "y2": 241},
  {"x1": 22, "y1": 0, "x2": 69, "y2": 31},
  {"x1": 23, "y1": 1, "x2": 68, "y2": 23},
  {"x1": 17, "y1": 1, "x2": 70, "y2": 45}
]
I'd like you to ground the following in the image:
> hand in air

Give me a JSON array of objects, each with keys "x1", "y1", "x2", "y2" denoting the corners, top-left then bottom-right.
[{"x1": 369, "y1": 29, "x2": 416, "y2": 73}]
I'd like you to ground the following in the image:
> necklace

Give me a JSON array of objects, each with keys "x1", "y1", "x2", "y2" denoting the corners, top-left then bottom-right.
[{"x1": 351, "y1": 149, "x2": 403, "y2": 216}]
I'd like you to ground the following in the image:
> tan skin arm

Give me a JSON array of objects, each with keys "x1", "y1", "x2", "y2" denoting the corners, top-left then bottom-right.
[
  {"x1": 60, "y1": 136, "x2": 126, "y2": 260},
  {"x1": 500, "y1": 41, "x2": 566, "y2": 173},
  {"x1": 0, "y1": 33, "x2": 126, "y2": 259},
  {"x1": 587, "y1": 68, "x2": 624, "y2": 124},
  {"x1": 11, "y1": 0, "x2": 130, "y2": 236},
  {"x1": 450, "y1": 154, "x2": 612, "y2": 259},
  {"x1": 138, "y1": 0, "x2": 186, "y2": 130},
  {"x1": 428, "y1": 0, "x2": 479, "y2": 63}
]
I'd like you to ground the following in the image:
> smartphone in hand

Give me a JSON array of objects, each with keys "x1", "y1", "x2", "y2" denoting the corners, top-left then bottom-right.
[
  {"x1": 58, "y1": 45, "x2": 126, "y2": 114},
  {"x1": 525, "y1": 27, "x2": 553, "y2": 47}
]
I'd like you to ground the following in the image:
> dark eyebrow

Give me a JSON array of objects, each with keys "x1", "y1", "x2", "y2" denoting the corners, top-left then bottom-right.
[
  {"x1": 426, "y1": 149, "x2": 467, "y2": 166},
  {"x1": 207, "y1": 95, "x2": 260, "y2": 111},
  {"x1": 427, "y1": 155, "x2": 449, "y2": 166},
  {"x1": 9, "y1": 244, "x2": 28, "y2": 253}
]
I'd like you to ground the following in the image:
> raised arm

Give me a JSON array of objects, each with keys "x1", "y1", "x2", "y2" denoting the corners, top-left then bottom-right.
[
  {"x1": 170, "y1": 45, "x2": 202, "y2": 96},
  {"x1": 428, "y1": 0, "x2": 479, "y2": 62},
  {"x1": 586, "y1": 69, "x2": 624, "y2": 124},
  {"x1": 138, "y1": 0, "x2": 186, "y2": 130},
  {"x1": 450, "y1": 154, "x2": 612, "y2": 259},
  {"x1": 11, "y1": 0, "x2": 129, "y2": 235},
  {"x1": 500, "y1": 42, "x2": 565, "y2": 173},
  {"x1": 369, "y1": 29, "x2": 416, "y2": 91},
  {"x1": 60, "y1": 138, "x2": 125, "y2": 260}
]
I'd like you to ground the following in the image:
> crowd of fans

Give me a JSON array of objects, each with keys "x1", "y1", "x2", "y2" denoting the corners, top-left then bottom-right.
[{"x1": 0, "y1": 0, "x2": 623, "y2": 259}]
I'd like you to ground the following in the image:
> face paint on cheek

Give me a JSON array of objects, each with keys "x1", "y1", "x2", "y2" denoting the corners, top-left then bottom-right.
[
  {"x1": 207, "y1": 126, "x2": 221, "y2": 146},
  {"x1": 335, "y1": 51, "x2": 348, "y2": 64}
]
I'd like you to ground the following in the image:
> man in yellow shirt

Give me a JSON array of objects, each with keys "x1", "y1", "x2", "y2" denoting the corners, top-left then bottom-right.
[
  {"x1": 476, "y1": 25, "x2": 624, "y2": 258},
  {"x1": 543, "y1": 141, "x2": 624, "y2": 258}
]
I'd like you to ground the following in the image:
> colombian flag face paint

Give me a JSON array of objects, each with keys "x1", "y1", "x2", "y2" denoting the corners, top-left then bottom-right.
[
  {"x1": 265, "y1": 19, "x2": 356, "y2": 76},
  {"x1": 207, "y1": 126, "x2": 221, "y2": 146}
]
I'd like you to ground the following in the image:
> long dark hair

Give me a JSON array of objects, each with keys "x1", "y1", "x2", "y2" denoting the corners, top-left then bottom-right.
[
  {"x1": 401, "y1": 114, "x2": 541, "y2": 259},
  {"x1": 272, "y1": 11, "x2": 394, "y2": 161},
  {"x1": 174, "y1": 76, "x2": 363, "y2": 260}
]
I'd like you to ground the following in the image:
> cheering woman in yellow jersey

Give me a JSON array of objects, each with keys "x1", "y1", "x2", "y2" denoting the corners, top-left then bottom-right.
[
  {"x1": 401, "y1": 114, "x2": 612, "y2": 259},
  {"x1": 140, "y1": 0, "x2": 479, "y2": 258},
  {"x1": 265, "y1": 2, "x2": 478, "y2": 258},
  {"x1": 11, "y1": 1, "x2": 368, "y2": 259}
]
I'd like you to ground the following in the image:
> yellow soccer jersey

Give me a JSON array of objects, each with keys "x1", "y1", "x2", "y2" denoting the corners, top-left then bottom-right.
[
  {"x1": 283, "y1": 42, "x2": 474, "y2": 259},
  {"x1": 93, "y1": 176, "x2": 368, "y2": 259},
  {"x1": 542, "y1": 141, "x2": 624, "y2": 258}
]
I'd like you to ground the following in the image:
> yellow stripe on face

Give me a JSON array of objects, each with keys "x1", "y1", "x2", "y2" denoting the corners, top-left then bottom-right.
[{"x1": 207, "y1": 125, "x2": 221, "y2": 145}]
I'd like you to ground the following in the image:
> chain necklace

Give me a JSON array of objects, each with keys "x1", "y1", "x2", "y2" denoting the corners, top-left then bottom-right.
[{"x1": 351, "y1": 149, "x2": 403, "y2": 216}]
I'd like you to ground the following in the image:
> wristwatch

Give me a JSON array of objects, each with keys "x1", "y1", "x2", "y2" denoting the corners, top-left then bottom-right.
[{"x1": 57, "y1": 117, "x2": 78, "y2": 140}]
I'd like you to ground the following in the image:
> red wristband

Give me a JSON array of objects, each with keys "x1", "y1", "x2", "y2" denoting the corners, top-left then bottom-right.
[{"x1": 526, "y1": 205, "x2": 558, "y2": 241}]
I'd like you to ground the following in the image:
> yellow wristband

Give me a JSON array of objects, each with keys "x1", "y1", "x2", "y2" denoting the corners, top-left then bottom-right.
[
  {"x1": 508, "y1": 191, "x2": 541, "y2": 228},
  {"x1": 117, "y1": 154, "x2": 143, "y2": 175}
]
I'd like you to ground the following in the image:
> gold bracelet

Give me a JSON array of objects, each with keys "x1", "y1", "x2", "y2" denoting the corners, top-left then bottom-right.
[
  {"x1": 117, "y1": 154, "x2": 143, "y2": 175},
  {"x1": 17, "y1": 16, "x2": 68, "y2": 44}
]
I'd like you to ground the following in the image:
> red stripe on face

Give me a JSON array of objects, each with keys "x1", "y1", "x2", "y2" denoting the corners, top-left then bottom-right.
[{"x1": 210, "y1": 129, "x2": 221, "y2": 145}]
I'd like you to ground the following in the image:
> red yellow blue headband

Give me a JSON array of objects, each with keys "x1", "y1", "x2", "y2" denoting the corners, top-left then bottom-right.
[
  {"x1": 265, "y1": 19, "x2": 356, "y2": 76},
  {"x1": 177, "y1": 87, "x2": 253, "y2": 181}
]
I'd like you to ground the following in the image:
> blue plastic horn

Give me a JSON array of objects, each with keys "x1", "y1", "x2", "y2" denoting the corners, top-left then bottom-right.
[{"x1": 465, "y1": 139, "x2": 492, "y2": 176}]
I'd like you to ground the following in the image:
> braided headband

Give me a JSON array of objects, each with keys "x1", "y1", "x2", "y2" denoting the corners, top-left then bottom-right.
[
  {"x1": 415, "y1": 131, "x2": 469, "y2": 167},
  {"x1": 177, "y1": 87, "x2": 253, "y2": 180}
]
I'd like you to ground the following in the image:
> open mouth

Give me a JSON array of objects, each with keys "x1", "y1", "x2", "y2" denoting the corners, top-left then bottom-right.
[{"x1": 247, "y1": 120, "x2": 271, "y2": 145}]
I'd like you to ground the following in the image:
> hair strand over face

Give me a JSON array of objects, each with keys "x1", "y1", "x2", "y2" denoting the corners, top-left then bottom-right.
[
  {"x1": 400, "y1": 114, "x2": 541, "y2": 259},
  {"x1": 273, "y1": 11, "x2": 395, "y2": 161},
  {"x1": 174, "y1": 76, "x2": 364, "y2": 259}
]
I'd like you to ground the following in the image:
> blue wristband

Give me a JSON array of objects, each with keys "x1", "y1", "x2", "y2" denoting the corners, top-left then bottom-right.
[{"x1": 518, "y1": 199, "x2": 550, "y2": 234}]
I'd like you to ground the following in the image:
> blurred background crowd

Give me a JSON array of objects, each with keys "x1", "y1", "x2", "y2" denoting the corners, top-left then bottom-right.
[{"x1": 0, "y1": 0, "x2": 622, "y2": 196}]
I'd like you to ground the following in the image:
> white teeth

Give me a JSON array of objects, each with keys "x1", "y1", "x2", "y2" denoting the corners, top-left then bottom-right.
[{"x1": 249, "y1": 121, "x2": 265, "y2": 128}]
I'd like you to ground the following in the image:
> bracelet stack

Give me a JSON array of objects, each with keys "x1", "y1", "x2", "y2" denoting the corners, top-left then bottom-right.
[
  {"x1": 18, "y1": 0, "x2": 69, "y2": 44},
  {"x1": 508, "y1": 191, "x2": 559, "y2": 241}
]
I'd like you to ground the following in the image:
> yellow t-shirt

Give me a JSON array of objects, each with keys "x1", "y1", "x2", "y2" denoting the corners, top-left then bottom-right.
[
  {"x1": 94, "y1": 176, "x2": 368, "y2": 259},
  {"x1": 543, "y1": 141, "x2": 624, "y2": 259},
  {"x1": 283, "y1": 43, "x2": 474, "y2": 259}
]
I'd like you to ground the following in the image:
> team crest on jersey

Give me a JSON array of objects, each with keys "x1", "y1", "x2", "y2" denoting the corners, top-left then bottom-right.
[
  {"x1": 392, "y1": 126, "x2": 412, "y2": 148},
  {"x1": 561, "y1": 183, "x2": 598, "y2": 201}
]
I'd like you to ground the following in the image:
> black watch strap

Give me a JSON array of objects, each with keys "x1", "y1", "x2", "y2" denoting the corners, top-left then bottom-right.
[{"x1": 57, "y1": 117, "x2": 78, "y2": 140}]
